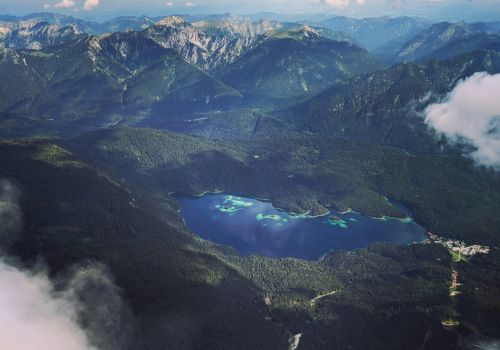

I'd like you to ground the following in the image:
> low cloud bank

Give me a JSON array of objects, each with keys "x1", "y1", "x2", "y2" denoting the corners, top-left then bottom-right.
[
  {"x1": 0, "y1": 259, "x2": 98, "y2": 350},
  {"x1": 464, "y1": 338, "x2": 500, "y2": 350},
  {"x1": 425, "y1": 72, "x2": 500, "y2": 170},
  {"x1": 0, "y1": 179, "x2": 131, "y2": 350}
]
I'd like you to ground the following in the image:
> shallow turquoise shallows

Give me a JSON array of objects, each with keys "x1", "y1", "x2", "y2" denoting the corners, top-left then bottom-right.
[{"x1": 177, "y1": 194, "x2": 427, "y2": 260}]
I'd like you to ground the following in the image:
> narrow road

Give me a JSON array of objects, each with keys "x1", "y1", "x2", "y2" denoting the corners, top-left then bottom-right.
[{"x1": 310, "y1": 291, "x2": 337, "y2": 304}]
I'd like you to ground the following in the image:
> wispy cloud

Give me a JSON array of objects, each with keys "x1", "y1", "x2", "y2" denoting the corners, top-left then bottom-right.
[
  {"x1": 83, "y1": 0, "x2": 99, "y2": 10},
  {"x1": 307, "y1": 0, "x2": 365, "y2": 9},
  {"x1": 0, "y1": 179, "x2": 132, "y2": 350},
  {"x1": 0, "y1": 259, "x2": 95, "y2": 350},
  {"x1": 54, "y1": 0, "x2": 75, "y2": 9}
]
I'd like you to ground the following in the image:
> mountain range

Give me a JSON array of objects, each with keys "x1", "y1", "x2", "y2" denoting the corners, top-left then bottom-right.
[
  {"x1": 397, "y1": 21, "x2": 500, "y2": 62},
  {"x1": 277, "y1": 47, "x2": 500, "y2": 152},
  {"x1": 2, "y1": 13, "x2": 500, "y2": 144},
  {"x1": 0, "y1": 16, "x2": 384, "y2": 137},
  {"x1": 216, "y1": 25, "x2": 383, "y2": 105},
  {"x1": 316, "y1": 16, "x2": 431, "y2": 63},
  {"x1": 0, "y1": 20, "x2": 82, "y2": 50},
  {"x1": 0, "y1": 31, "x2": 244, "y2": 137},
  {"x1": 1, "y1": 11, "x2": 500, "y2": 350}
]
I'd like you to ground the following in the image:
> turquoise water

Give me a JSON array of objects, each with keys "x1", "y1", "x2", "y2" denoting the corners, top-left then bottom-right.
[{"x1": 178, "y1": 194, "x2": 427, "y2": 260}]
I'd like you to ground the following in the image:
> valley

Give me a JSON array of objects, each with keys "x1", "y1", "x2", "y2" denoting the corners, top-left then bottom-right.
[
  {"x1": 0, "y1": 136, "x2": 461, "y2": 349},
  {"x1": 0, "y1": 8, "x2": 500, "y2": 350}
]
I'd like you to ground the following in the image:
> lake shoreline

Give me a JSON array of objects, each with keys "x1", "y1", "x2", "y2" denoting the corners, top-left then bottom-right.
[
  {"x1": 177, "y1": 193, "x2": 428, "y2": 260},
  {"x1": 176, "y1": 190, "x2": 415, "y2": 223}
]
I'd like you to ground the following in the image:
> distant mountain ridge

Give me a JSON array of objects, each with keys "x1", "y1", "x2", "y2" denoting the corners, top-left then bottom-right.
[
  {"x1": 0, "y1": 14, "x2": 293, "y2": 71},
  {"x1": 0, "y1": 12, "x2": 433, "y2": 64},
  {"x1": 0, "y1": 21, "x2": 82, "y2": 49},
  {"x1": 397, "y1": 21, "x2": 500, "y2": 62},
  {"x1": 0, "y1": 12, "x2": 102, "y2": 33},
  {"x1": 191, "y1": 18, "x2": 290, "y2": 39},
  {"x1": 4, "y1": 11, "x2": 500, "y2": 146},
  {"x1": 217, "y1": 25, "x2": 384, "y2": 105},
  {"x1": 0, "y1": 11, "x2": 317, "y2": 35},
  {"x1": 143, "y1": 16, "x2": 266, "y2": 71},
  {"x1": 278, "y1": 47, "x2": 500, "y2": 152},
  {"x1": 0, "y1": 30, "x2": 243, "y2": 137},
  {"x1": 316, "y1": 16, "x2": 431, "y2": 63},
  {"x1": 0, "y1": 13, "x2": 360, "y2": 72},
  {"x1": 0, "y1": 19, "x2": 384, "y2": 137}
]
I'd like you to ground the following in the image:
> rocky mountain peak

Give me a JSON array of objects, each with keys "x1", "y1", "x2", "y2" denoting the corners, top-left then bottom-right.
[
  {"x1": 155, "y1": 16, "x2": 186, "y2": 28},
  {"x1": 267, "y1": 25, "x2": 321, "y2": 41},
  {"x1": 300, "y1": 25, "x2": 320, "y2": 37}
]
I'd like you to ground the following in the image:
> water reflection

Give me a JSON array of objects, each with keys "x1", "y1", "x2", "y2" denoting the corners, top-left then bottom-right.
[{"x1": 178, "y1": 194, "x2": 427, "y2": 260}]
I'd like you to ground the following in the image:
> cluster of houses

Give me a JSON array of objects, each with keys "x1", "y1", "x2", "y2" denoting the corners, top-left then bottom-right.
[{"x1": 427, "y1": 232, "x2": 490, "y2": 257}]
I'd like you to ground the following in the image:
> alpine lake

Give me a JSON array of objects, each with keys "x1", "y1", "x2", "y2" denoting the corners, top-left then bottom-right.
[{"x1": 178, "y1": 194, "x2": 427, "y2": 260}]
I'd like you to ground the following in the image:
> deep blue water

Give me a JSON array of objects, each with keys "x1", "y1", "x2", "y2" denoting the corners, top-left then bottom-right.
[{"x1": 178, "y1": 194, "x2": 427, "y2": 260}]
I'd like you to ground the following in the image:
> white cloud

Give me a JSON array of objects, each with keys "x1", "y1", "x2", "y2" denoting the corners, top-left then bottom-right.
[
  {"x1": 425, "y1": 72, "x2": 500, "y2": 170},
  {"x1": 185, "y1": 1, "x2": 196, "y2": 7},
  {"x1": 83, "y1": 0, "x2": 99, "y2": 11},
  {"x1": 54, "y1": 0, "x2": 75, "y2": 9},
  {"x1": 0, "y1": 260, "x2": 98, "y2": 350},
  {"x1": 307, "y1": 0, "x2": 366, "y2": 8},
  {"x1": 166, "y1": 1, "x2": 174, "y2": 7},
  {"x1": 43, "y1": 3, "x2": 52, "y2": 10},
  {"x1": 0, "y1": 179, "x2": 131, "y2": 350},
  {"x1": 0, "y1": 180, "x2": 94, "y2": 350}
]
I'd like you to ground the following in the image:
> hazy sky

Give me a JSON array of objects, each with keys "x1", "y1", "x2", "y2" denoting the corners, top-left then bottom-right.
[{"x1": 1, "y1": 0, "x2": 499, "y2": 21}]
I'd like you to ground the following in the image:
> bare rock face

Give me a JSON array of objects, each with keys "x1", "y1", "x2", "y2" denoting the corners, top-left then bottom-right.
[
  {"x1": 191, "y1": 19, "x2": 285, "y2": 39},
  {"x1": 155, "y1": 16, "x2": 186, "y2": 27},
  {"x1": 0, "y1": 21, "x2": 81, "y2": 50},
  {"x1": 0, "y1": 15, "x2": 276, "y2": 72},
  {"x1": 144, "y1": 16, "x2": 264, "y2": 71}
]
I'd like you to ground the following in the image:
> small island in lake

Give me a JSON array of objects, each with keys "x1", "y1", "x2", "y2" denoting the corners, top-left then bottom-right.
[{"x1": 178, "y1": 194, "x2": 427, "y2": 260}]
